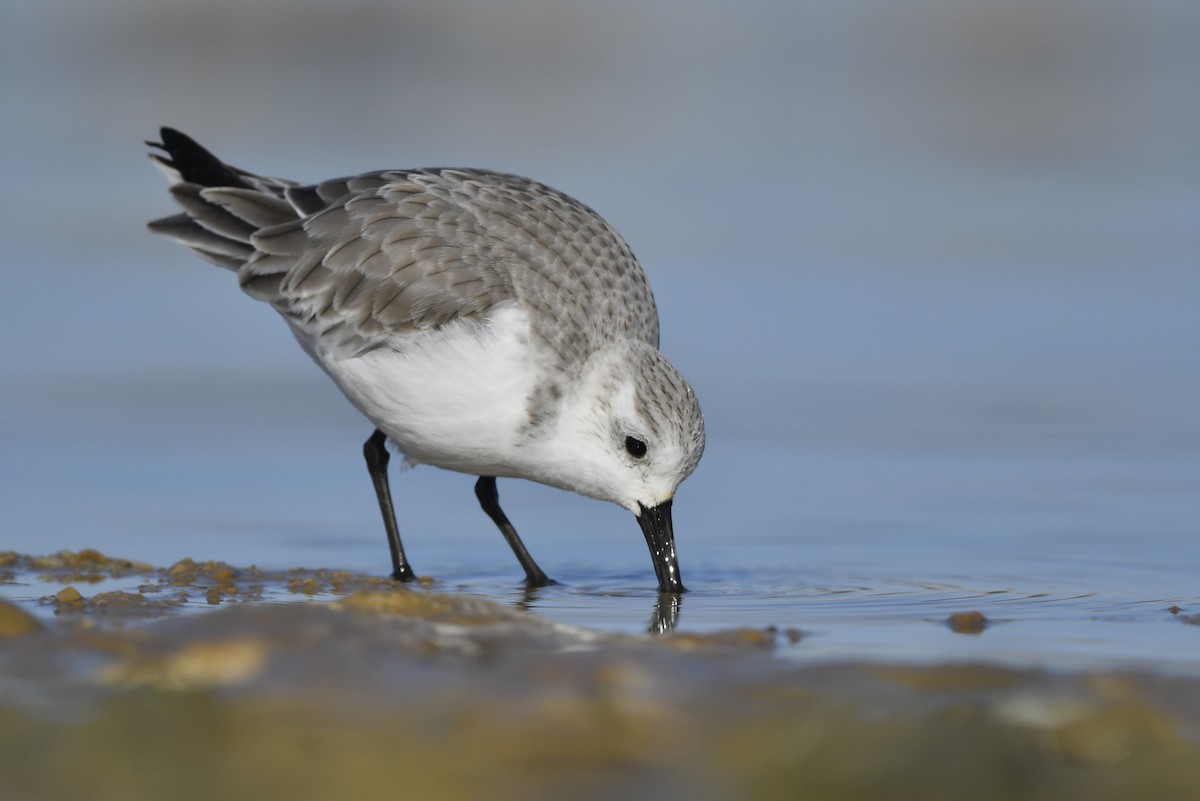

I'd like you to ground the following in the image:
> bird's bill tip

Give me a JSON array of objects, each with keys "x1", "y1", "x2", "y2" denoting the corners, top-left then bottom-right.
[{"x1": 636, "y1": 499, "x2": 686, "y2": 594}]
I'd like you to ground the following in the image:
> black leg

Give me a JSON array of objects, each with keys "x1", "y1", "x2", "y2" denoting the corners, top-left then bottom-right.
[
  {"x1": 474, "y1": 476, "x2": 554, "y2": 587},
  {"x1": 363, "y1": 429, "x2": 416, "y2": 582}
]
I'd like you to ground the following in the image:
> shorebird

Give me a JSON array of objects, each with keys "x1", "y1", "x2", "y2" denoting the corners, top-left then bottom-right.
[{"x1": 147, "y1": 128, "x2": 704, "y2": 592}]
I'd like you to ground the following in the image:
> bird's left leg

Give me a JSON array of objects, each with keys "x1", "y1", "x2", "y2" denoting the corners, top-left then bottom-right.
[{"x1": 474, "y1": 476, "x2": 554, "y2": 587}]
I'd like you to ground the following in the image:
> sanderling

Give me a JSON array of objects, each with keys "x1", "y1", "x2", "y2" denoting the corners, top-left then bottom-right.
[{"x1": 147, "y1": 128, "x2": 704, "y2": 593}]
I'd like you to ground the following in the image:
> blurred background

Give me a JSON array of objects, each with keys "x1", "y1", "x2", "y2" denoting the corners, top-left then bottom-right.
[{"x1": 2, "y1": 1, "x2": 1198, "y2": 623}]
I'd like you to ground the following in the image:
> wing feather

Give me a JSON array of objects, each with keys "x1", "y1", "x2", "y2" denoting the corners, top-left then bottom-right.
[{"x1": 228, "y1": 168, "x2": 655, "y2": 361}]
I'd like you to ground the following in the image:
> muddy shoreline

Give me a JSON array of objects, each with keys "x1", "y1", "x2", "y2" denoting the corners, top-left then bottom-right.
[{"x1": 2, "y1": 550, "x2": 1198, "y2": 800}]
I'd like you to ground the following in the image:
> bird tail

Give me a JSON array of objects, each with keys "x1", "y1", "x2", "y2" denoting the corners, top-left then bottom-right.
[{"x1": 146, "y1": 127, "x2": 301, "y2": 270}]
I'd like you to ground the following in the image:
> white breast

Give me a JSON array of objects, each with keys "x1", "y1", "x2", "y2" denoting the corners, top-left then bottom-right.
[{"x1": 301, "y1": 304, "x2": 546, "y2": 476}]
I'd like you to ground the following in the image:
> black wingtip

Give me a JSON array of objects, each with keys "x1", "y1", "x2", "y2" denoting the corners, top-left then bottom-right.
[{"x1": 148, "y1": 127, "x2": 250, "y2": 190}]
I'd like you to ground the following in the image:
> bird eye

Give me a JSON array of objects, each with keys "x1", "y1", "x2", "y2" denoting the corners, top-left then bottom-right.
[{"x1": 624, "y1": 436, "x2": 647, "y2": 459}]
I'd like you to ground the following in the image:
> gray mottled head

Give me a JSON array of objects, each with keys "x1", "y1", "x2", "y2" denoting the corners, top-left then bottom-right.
[{"x1": 538, "y1": 340, "x2": 705, "y2": 515}]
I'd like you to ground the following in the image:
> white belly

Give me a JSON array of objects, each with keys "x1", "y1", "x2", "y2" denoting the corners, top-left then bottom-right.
[{"x1": 302, "y1": 304, "x2": 546, "y2": 475}]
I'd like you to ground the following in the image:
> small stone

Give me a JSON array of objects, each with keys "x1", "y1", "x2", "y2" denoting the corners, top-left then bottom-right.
[
  {"x1": 947, "y1": 611, "x2": 989, "y2": 635},
  {"x1": 56, "y1": 586, "x2": 83, "y2": 604}
]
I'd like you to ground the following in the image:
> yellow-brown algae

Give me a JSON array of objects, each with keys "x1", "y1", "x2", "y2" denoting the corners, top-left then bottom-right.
[
  {"x1": 0, "y1": 599, "x2": 41, "y2": 637},
  {"x1": 288, "y1": 577, "x2": 324, "y2": 596},
  {"x1": 30, "y1": 549, "x2": 154, "y2": 579},
  {"x1": 101, "y1": 638, "x2": 269, "y2": 690},
  {"x1": 333, "y1": 588, "x2": 526, "y2": 626},
  {"x1": 329, "y1": 572, "x2": 352, "y2": 593},
  {"x1": 209, "y1": 566, "x2": 236, "y2": 584},
  {"x1": 992, "y1": 688, "x2": 1175, "y2": 767},
  {"x1": 868, "y1": 664, "x2": 1023, "y2": 693},
  {"x1": 993, "y1": 691, "x2": 1095, "y2": 730},
  {"x1": 89, "y1": 591, "x2": 169, "y2": 614},
  {"x1": 167, "y1": 557, "x2": 197, "y2": 585},
  {"x1": 664, "y1": 628, "x2": 777, "y2": 651}
]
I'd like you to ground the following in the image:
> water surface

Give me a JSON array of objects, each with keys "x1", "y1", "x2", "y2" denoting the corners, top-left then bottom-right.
[{"x1": 4, "y1": 350, "x2": 1196, "y2": 672}]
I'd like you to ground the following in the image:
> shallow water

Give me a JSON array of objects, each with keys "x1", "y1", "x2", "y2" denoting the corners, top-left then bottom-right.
[{"x1": 3, "y1": 351, "x2": 1197, "y2": 672}]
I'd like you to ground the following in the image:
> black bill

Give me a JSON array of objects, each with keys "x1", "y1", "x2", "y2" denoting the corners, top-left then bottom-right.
[{"x1": 637, "y1": 499, "x2": 686, "y2": 593}]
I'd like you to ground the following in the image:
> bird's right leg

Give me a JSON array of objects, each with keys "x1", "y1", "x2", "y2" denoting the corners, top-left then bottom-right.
[{"x1": 363, "y1": 429, "x2": 417, "y2": 582}]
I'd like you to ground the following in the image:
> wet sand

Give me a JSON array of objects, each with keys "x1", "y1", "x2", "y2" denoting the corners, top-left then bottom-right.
[{"x1": 2, "y1": 550, "x2": 1199, "y2": 800}]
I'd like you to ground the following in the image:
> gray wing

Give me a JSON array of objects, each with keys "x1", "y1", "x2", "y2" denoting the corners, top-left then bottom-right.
[{"x1": 239, "y1": 169, "x2": 660, "y2": 362}]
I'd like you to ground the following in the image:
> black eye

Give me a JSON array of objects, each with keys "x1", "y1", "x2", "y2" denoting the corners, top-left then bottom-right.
[{"x1": 624, "y1": 436, "x2": 647, "y2": 459}]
